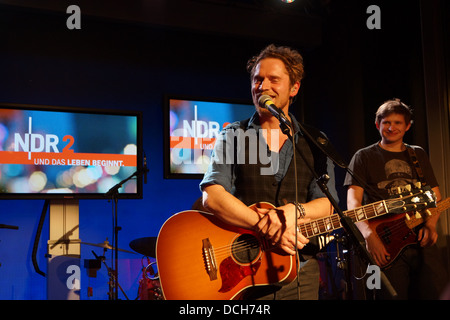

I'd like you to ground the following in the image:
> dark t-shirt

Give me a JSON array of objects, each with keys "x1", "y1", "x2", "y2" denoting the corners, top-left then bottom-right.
[{"x1": 344, "y1": 142, "x2": 438, "y2": 204}]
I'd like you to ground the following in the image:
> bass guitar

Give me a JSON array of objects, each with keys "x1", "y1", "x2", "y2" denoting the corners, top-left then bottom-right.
[
  {"x1": 156, "y1": 185, "x2": 435, "y2": 300},
  {"x1": 370, "y1": 196, "x2": 450, "y2": 269}
]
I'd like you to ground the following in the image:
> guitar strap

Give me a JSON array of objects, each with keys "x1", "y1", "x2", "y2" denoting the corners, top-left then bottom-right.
[{"x1": 404, "y1": 143, "x2": 426, "y2": 185}]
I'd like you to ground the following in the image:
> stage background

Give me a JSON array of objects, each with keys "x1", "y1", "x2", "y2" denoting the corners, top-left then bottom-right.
[{"x1": 0, "y1": 0, "x2": 448, "y2": 300}]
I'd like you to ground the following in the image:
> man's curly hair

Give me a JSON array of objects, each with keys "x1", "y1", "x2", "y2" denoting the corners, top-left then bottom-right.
[{"x1": 246, "y1": 44, "x2": 305, "y2": 86}]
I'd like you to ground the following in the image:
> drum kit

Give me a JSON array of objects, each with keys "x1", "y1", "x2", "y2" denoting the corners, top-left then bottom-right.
[
  {"x1": 2, "y1": 219, "x2": 160, "y2": 300},
  {"x1": 82, "y1": 236, "x2": 162, "y2": 300},
  {"x1": 129, "y1": 237, "x2": 163, "y2": 300}
]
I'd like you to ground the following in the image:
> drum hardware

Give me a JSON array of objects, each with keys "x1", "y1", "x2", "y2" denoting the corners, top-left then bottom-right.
[
  {"x1": 81, "y1": 238, "x2": 136, "y2": 254},
  {"x1": 144, "y1": 261, "x2": 159, "y2": 281},
  {"x1": 317, "y1": 231, "x2": 351, "y2": 300},
  {"x1": 81, "y1": 238, "x2": 135, "y2": 300},
  {"x1": 83, "y1": 249, "x2": 130, "y2": 300},
  {"x1": 129, "y1": 236, "x2": 163, "y2": 300},
  {"x1": 138, "y1": 258, "x2": 163, "y2": 300},
  {"x1": 84, "y1": 257, "x2": 102, "y2": 278}
]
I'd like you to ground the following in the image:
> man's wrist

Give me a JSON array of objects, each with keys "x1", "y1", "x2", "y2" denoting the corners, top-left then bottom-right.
[{"x1": 290, "y1": 202, "x2": 306, "y2": 219}]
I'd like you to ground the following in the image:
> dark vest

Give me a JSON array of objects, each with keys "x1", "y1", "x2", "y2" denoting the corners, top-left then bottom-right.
[{"x1": 233, "y1": 119, "x2": 327, "y2": 207}]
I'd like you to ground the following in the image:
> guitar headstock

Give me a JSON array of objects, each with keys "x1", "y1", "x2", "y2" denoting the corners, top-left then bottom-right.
[
  {"x1": 385, "y1": 183, "x2": 437, "y2": 215},
  {"x1": 404, "y1": 196, "x2": 450, "y2": 229},
  {"x1": 404, "y1": 208, "x2": 434, "y2": 229}
]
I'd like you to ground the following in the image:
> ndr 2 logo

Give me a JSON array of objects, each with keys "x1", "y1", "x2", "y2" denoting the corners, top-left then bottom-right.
[{"x1": 13, "y1": 117, "x2": 75, "y2": 161}]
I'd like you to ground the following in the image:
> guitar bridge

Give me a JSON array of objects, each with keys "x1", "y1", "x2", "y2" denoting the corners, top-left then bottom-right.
[{"x1": 202, "y1": 238, "x2": 218, "y2": 281}]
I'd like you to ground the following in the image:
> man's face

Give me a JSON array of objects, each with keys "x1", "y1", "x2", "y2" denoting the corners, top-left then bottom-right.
[
  {"x1": 376, "y1": 113, "x2": 411, "y2": 145},
  {"x1": 251, "y1": 58, "x2": 299, "y2": 117}
]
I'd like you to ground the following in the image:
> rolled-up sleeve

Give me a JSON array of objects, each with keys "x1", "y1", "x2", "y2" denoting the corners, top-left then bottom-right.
[{"x1": 199, "y1": 127, "x2": 235, "y2": 193}]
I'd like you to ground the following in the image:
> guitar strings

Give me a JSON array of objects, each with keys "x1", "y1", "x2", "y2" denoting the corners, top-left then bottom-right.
[
  {"x1": 211, "y1": 204, "x2": 383, "y2": 259},
  {"x1": 212, "y1": 217, "x2": 416, "y2": 261},
  {"x1": 374, "y1": 215, "x2": 418, "y2": 241},
  {"x1": 210, "y1": 195, "x2": 430, "y2": 260},
  {"x1": 210, "y1": 238, "x2": 262, "y2": 258}
]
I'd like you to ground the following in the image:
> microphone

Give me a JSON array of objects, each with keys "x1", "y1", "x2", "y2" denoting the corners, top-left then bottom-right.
[{"x1": 258, "y1": 95, "x2": 292, "y2": 129}]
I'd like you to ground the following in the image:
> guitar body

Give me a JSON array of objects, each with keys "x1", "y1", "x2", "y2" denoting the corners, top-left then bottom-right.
[
  {"x1": 368, "y1": 213, "x2": 417, "y2": 269},
  {"x1": 156, "y1": 204, "x2": 297, "y2": 300},
  {"x1": 368, "y1": 197, "x2": 450, "y2": 269}
]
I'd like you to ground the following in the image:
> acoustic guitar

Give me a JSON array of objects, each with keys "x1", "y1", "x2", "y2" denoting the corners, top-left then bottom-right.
[{"x1": 156, "y1": 186, "x2": 436, "y2": 300}]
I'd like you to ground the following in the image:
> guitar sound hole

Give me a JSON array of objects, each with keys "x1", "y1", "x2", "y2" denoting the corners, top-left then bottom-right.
[{"x1": 232, "y1": 234, "x2": 260, "y2": 264}]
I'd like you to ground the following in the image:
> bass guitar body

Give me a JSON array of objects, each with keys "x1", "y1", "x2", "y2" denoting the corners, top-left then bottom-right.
[
  {"x1": 370, "y1": 197, "x2": 450, "y2": 269},
  {"x1": 368, "y1": 213, "x2": 418, "y2": 268}
]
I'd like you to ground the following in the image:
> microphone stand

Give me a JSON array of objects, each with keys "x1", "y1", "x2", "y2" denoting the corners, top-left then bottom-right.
[
  {"x1": 105, "y1": 159, "x2": 148, "y2": 300},
  {"x1": 105, "y1": 172, "x2": 134, "y2": 300},
  {"x1": 265, "y1": 103, "x2": 303, "y2": 296},
  {"x1": 274, "y1": 109, "x2": 397, "y2": 300}
]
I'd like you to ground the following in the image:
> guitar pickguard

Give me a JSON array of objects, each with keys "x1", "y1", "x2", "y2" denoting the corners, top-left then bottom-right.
[
  {"x1": 219, "y1": 256, "x2": 261, "y2": 293},
  {"x1": 218, "y1": 233, "x2": 262, "y2": 293}
]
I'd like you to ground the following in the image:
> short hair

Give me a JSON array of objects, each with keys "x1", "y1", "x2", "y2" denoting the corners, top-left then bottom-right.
[
  {"x1": 246, "y1": 44, "x2": 305, "y2": 86},
  {"x1": 375, "y1": 98, "x2": 413, "y2": 125}
]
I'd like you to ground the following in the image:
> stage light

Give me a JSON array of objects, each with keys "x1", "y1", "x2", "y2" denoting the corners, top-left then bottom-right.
[{"x1": 281, "y1": 0, "x2": 296, "y2": 3}]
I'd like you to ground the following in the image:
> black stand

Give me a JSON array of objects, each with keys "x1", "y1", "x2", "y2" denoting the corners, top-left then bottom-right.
[
  {"x1": 106, "y1": 187, "x2": 121, "y2": 300},
  {"x1": 90, "y1": 250, "x2": 129, "y2": 300},
  {"x1": 104, "y1": 155, "x2": 148, "y2": 300},
  {"x1": 271, "y1": 109, "x2": 397, "y2": 299}
]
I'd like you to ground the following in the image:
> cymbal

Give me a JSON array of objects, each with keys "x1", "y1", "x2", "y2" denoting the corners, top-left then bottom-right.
[
  {"x1": 129, "y1": 237, "x2": 157, "y2": 257},
  {"x1": 81, "y1": 240, "x2": 136, "y2": 254}
]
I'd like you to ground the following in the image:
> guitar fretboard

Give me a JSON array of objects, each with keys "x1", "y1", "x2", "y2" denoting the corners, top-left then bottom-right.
[{"x1": 298, "y1": 200, "x2": 387, "y2": 238}]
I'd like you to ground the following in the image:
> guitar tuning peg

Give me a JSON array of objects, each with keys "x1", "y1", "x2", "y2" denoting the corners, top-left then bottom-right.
[
  {"x1": 405, "y1": 213, "x2": 411, "y2": 220},
  {"x1": 405, "y1": 184, "x2": 411, "y2": 192},
  {"x1": 415, "y1": 211, "x2": 422, "y2": 219},
  {"x1": 397, "y1": 187, "x2": 402, "y2": 194},
  {"x1": 425, "y1": 209, "x2": 432, "y2": 216},
  {"x1": 414, "y1": 182, "x2": 422, "y2": 188}
]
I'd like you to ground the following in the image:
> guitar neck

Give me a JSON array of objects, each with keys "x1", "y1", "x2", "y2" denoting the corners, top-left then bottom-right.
[{"x1": 298, "y1": 200, "x2": 388, "y2": 239}]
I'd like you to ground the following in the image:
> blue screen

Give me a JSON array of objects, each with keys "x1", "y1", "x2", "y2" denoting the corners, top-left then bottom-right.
[
  {"x1": 168, "y1": 98, "x2": 255, "y2": 176},
  {"x1": 0, "y1": 105, "x2": 142, "y2": 198}
]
